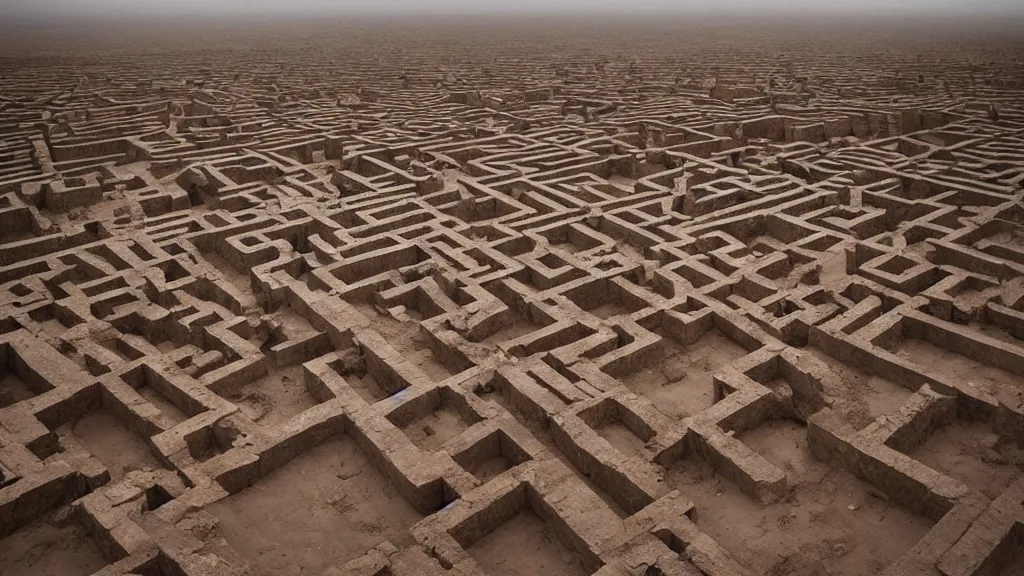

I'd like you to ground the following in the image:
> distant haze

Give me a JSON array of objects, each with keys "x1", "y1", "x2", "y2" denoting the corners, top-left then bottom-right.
[{"x1": 3, "y1": 0, "x2": 1024, "y2": 19}]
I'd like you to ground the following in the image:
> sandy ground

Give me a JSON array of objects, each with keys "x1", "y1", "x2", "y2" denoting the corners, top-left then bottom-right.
[
  {"x1": 673, "y1": 419, "x2": 933, "y2": 576},
  {"x1": 0, "y1": 513, "x2": 108, "y2": 576},
  {"x1": 206, "y1": 437, "x2": 423, "y2": 576}
]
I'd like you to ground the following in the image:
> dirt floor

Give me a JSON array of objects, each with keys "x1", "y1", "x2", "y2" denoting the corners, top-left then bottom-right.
[
  {"x1": 0, "y1": 373, "x2": 36, "y2": 408},
  {"x1": 468, "y1": 509, "x2": 593, "y2": 576},
  {"x1": 904, "y1": 420, "x2": 1024, "y2": 500},
  {"x1": 228, "y1": 364, "x2": 316, "y2": 428},
  {"x1": 0, "y1": 513, "x2": 108, "y2": 576},
  {"x1": 398, "y1": 406, "x2": 471, "y2": 452},
  {"x1": 671, "y1": 419, "x2": 934, "y2": 576},
  {"x1": 205, "y1": 436, "x2": 423, "y2": 576},
  {"x1": 58, "y1": 410, "x2": 163, "y2": 482},
  {"x1": 804, "y1": 347, "x2": 914, "y2": 430},
  {"x1": 622, "y1": 329, "x2": 750, "y2": 420}
]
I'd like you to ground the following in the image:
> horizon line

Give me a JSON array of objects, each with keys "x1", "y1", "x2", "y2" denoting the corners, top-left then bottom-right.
[
  {"x1": 3, "y1": 13, "x2": 1024, "y2": 29},
  {"x1": 4, "y1": 6, "x2": 1024, "y2": 21}
]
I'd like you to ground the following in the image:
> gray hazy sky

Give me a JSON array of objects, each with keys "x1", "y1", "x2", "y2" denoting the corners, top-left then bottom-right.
[{"x1": 3, "y1": 0, "x2": 1023, "y2": 19}]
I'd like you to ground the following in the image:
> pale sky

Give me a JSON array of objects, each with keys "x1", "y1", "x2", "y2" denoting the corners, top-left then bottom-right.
[{"x1": 2, "y1": 0, "x2": 1023, "y2": 19}]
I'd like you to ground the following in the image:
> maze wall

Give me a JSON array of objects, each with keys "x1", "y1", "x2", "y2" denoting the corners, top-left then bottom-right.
[{"x1": 0, "y1": 19, "x2": 1023, "y2": 576}]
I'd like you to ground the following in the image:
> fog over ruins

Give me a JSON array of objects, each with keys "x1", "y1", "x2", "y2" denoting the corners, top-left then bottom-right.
[{"x1": 0, "y1": 2, "x2": 1023, "y2": 576}]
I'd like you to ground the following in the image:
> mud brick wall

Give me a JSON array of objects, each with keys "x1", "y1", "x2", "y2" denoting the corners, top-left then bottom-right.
[{"x1": 0, "y1": 16, "x2": 1023, "y2": 576}]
